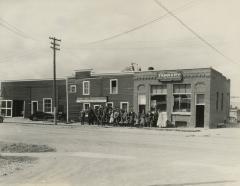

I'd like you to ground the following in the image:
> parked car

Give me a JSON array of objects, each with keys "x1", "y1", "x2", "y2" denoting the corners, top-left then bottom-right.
[
  {"x1": 0, "y1": 115, "x2": 4, "y2": 123},
  {"x1": 29, "y1": 111, "x2": 54, "y2": 121}
]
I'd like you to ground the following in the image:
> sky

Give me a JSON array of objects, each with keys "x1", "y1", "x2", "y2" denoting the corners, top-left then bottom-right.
[{"x1": 1, "y1": 0, "x2": 240, "y2": 105}]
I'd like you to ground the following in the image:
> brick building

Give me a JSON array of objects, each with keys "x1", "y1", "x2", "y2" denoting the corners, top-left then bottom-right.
[
  {"x1": 0, "y1": 67, "x2": 230, "y2": 128},
  {"x1": 67, "y1": 69, "x2": 134, "y2": 120},
  {"x1": 134, "y1": 68, "x2": 230, "y2": 128}
]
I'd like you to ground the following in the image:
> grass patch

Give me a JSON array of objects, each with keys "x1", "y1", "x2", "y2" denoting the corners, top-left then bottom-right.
[
  {"x1": 0, "y1": 142, "x2": 56, "y2": 153},
  {"x1": 0, "y1": 155, "x2": 37, "y2": 176}
]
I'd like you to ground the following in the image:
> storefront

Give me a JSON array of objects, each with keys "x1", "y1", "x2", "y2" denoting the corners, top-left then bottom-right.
[{"x1": 133, "y1": 68, "x2": 230, "y2": 128}]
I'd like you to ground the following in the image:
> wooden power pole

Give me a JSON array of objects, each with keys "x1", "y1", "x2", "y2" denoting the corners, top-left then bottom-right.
[{"x1": 49, "y1": 37, "x2": 61, "y2": 125}]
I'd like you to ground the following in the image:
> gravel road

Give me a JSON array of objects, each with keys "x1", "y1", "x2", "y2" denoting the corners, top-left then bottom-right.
[{"x1": 0, "y1": 123, "x2": 240, "y2": 186}]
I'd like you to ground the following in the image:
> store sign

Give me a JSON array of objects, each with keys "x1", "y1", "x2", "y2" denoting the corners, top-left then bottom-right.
[
  {"x1": 76, "y1": 97, "x2": 107, "y2": 103},
  {"x1": 157, "y1": 71, "x2": 183, "y2": 82}
]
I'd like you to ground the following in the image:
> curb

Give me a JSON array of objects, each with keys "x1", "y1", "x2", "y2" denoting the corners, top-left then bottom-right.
[{"x1": 2, "y1": 121, "x2": 202, "y2": 132}]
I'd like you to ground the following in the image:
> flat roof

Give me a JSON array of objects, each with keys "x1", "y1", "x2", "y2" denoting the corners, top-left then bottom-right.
[{"x1": 1, "y1": 78, "x2": 66, "y2": 83}]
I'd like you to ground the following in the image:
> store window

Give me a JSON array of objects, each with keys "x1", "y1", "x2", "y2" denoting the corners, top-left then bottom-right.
[
  {"x1": 110, "y1": 79, "x2": 118, "y2": 94},
  {"x1": 83, "y1": 81, "x2": 90, "y2": 95},
  {"x1": 0, "y1": 100, "x2": 12, "y2": 117},
  {"x1": 43, "y1": 98, "x2": 52, "y2": 113},
  {"x1": 150, "y1": 85, "x2": 167, "y2": 112},
  {"x1": 173, "y1": 84, "x2": 191, "y2": 112},
  {"x1": 138, "y1": 94, "x2": 146, "y2": 113},
  {"x1": 69, "y1": 85, "x2": 76, "y2": 93},
  {"x1": 151, "y1": 85, "x2": 167, "y2": 94}
]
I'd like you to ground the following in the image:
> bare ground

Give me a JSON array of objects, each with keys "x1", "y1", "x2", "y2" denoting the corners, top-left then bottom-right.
[
  {"x1": 0, "y1": 155, "x2": 37, "y2": 177},
  {"x1": 0, "y1": 123, "x2": 240, "y2": 186}
]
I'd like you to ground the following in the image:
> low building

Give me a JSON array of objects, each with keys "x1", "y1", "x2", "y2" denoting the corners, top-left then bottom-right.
[
  {"x1": 0, "y1": 79, "x2": 66, "y2": 118},
  {"x1": 229, "y1": 107, "x2": 240, "y2": 123},
  {"x1": 67, "y1": 69, "x2": 134, "y2": 121},
  {"x1": 0, "y1": 67, "x2": 230, "y2": 128},
  {"x1": 134, "y1": 68, "x2": 230, "y2": 128}
]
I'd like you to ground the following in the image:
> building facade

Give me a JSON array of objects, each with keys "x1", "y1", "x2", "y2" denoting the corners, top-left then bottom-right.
[
  {"x1": 0, "y1": 79, "x2": 66, "y2": 118},
  {"x1": 0, "y1": 67, "x2": 230, "y2": 128},
  {"x1": 67, "y1": 69, "x2": 134, "y2": 121},
  {"x1": 229, "y1": 107, "x2": 240, "y2": 123},
  {"x1": 134, "y1": 68, "x2": 230, "y2": 128}
]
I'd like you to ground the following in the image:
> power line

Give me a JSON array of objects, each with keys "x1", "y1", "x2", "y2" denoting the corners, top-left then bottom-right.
[
  {"x1": 154, "y1": 0, "x2": 240, "y2": 66},
  {"x1": 83, "y1": 0, "x2": 201, "y2": 45},
  {"x1": 0, "y1": 18, "x2": 37, "y2": 41}
]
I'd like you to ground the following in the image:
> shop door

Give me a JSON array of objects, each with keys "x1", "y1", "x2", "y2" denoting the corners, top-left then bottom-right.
[
  {"x1": 139, "y1": 105, "x2": 146, "y2": 113},
  {"x1": 12, "y1": 100, "x2": 24, "y2": 117},
  {"x1": 31, "y1": 101, "x2": 38, "y2": 114},
  {"x1": 196, "y1": 105, "x2": 204, "y2": 127}
]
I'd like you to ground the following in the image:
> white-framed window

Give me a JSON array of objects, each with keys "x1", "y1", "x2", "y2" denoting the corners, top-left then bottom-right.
[
  {"x1": 110, "y1": 79, "x2": 118, "y2": 94},
  {"x1": 106, "y1": 102, "x2": 113, "y2": 108},
  {"x1": 83, "y1": 103, "x2": 90, "y2": 111},
  {"x1": 31, "y1": 101, "x2": 38, "y2": 114},
  {"x1": 0, "y1": 100, "x2": 12, "y2": 117},
  {"x1": 196, "y1": 94, "x2": 205, "y2": 105},
  {"x1": 151, "y1": 85, "x2": 167, "y2": 95},
  {"x1": 83, "y1": 81, "x2": 90, "y2": 95},
  {"x1": 120, "y1": 102, "x2": 129, "y2": 112},
  {"x1": 94, "y1": 105, "x2": 100, "y2": 109},
  {"x1": 173, "y1": 84, "x2": 191, "y2": 112},
  {"x1": 69, "y1": 85, "x2": 76, "y2": 93},
  {"x1": 43, "y1": 98, "x2": 52, "y2": 113}
]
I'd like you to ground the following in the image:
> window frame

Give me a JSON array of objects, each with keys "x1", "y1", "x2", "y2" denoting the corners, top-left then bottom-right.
[
  {"x1": 83, "y1": 103, "x2": 90, "y2": 111},
  {"x1": 43, "y1": 98, "x2": 52, "y2": 113},
  {"x1": 216, "y1": 92, "x2": 219, "y2": 111},
  {"x1": 82, "y1": 81, "x2": 90, "y2": 95},
  {"x1": 172, "y1": 84, "x2": 191, "y2": 113},
  {"x1": 120, "y1": 102, "x2": 129, "y2": 112},
  {"x1": 110, "y1": 79, "x2": 118, "y2": 94},
  {"x1": 195, "y1": 94, "x2": 205, "y2": 106},
  {"x1": 221, "y1": 92, "x2": 224, "y2": 111},
  {"x1": 0, "y1": 100, "x2": 12, "y2": 117},
  {"x1": 106, "y1": 102, "x2": 114, "y2": 108},
  {"x1": 69, "y1": 84, "x2": 77, "y2": 93},
  {"x1": 93, "y1": 105, "x2": 100, "y2": 109}
]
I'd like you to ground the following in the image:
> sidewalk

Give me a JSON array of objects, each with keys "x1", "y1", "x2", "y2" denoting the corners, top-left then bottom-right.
[
  {"x1": 2, "y1": 117, "x2": 72, "y2": 126},
  {"x1": 2, "y1": 117, "x2": 203, "y2": 132}
]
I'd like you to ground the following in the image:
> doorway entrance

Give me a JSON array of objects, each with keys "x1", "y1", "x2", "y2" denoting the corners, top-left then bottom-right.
[
  {"x1": 195, "y1": 94, "x2": 205, "y2": 127},
  {"x1": 31, "y1": 101, "x2": 38, "y2": 114},
  {"x1": 196, "y1": 105, "x2": 204, "y2": 127},
  {"x1": 139, "y1": 105, "x2": 146, "y2": 113},
  {"x1": 12, "y1": 100, "x2": 24, "y2": 117}
]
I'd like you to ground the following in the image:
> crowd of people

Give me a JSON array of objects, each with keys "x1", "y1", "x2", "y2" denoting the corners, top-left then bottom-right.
[{"x1": 79, "y1": 105, "x2": 170, "y2": 128}]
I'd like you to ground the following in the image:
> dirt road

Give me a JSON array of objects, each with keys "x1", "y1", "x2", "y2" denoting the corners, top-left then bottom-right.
[{"x1": 0, "y1": 123, "x2": 240, "y2": 186}]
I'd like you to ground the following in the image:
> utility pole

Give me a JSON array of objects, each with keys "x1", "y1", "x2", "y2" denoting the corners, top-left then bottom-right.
[{"x1": 49, "y1": 36, "x2": 61, "y2": 125}]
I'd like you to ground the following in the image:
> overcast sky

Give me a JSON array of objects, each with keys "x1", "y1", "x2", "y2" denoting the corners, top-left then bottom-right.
[{"x1": 1, "y1": 0, "x2": 240, "y2": 104}]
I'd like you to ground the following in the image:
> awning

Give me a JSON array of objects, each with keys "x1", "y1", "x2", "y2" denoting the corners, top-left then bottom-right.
[{"x1": 76, "y1": 97, "x2": 107, "y2": 103}]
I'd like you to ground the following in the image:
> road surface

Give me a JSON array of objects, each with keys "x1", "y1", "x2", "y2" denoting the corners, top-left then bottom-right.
[{"x1": 0, "y1": 123, "x2": 240, "y2": 186}]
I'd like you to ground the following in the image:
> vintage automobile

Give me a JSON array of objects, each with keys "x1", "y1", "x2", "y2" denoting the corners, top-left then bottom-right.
[
  {"x1": 29, "y1": 111, "x2": 66, "y2": 122},
  {"x1": 0, "y1": 115, "x2": 4, "y2": 123},
  {"x1": 29, "y1": 111, "x2": 54, "y2": 121}
]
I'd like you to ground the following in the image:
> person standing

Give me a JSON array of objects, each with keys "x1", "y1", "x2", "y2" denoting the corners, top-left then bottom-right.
[
  {"x1": 80, "y1": 110, "x2": 85, "y2": 125},
  {"x1": 140, "y1": 110, "x2": 145, "y2": 127},
  {"x1": 88, "y1": 108, "x2": 94, "y2": 125}
]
